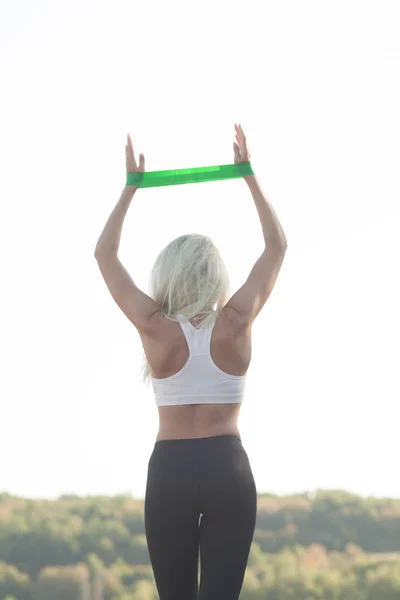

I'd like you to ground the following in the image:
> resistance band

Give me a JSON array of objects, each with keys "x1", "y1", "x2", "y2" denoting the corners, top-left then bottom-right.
[{"x1": 126, "y1": 162, "x2": 254, "y2": 188}]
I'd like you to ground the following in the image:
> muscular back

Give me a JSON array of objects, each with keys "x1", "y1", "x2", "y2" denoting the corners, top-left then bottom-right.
[
  {"x1": 141, "y1": 307, "x2": 251, "y2": 380},
  {"x1": 139, "y1": 308, "x2": 252, "y2": 441}
]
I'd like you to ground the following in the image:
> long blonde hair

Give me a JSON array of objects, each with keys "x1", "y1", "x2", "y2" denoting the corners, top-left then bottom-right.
[{"x1": 140, "y1": 233, "x2": 230, "y2": 384}]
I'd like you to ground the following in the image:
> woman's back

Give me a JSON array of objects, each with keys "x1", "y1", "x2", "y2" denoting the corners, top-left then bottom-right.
[{"x1": 140, "y1": 307, "x2": 251, "y2": 441}]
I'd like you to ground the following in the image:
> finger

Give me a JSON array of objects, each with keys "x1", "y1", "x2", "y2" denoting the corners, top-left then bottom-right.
[
  {"x1": 236, "y1": 123, "x2": 246, "y2": 143},
  {"x1": 138, "y1": 153, "x2": 145, "y2": 172},
  {"x1": 127, "y1": 133, "x2": 136, "y2": 165},
  {"x1": 238, "y1": 124, "x2": 248, "y2": 158},
  {"x1": 235, "y1": 123, "x2": 245, "y2": 139},
  {"x1": 233, "y1": 141, "x2": 241, "y2": 163}
]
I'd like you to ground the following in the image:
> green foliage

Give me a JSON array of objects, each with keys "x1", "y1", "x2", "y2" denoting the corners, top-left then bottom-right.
[
  {"x1": 254, "y1": 490, "x2": 400, "y2": 553},
  {"x1": 1, "y1": 491, "x2": 400, "y2": 598},
  {"x1": 31, "y1": 564, "x2": 89, "y2": 600},
  {"x1": 0, "y1": 561, "x2": 31, "y2": 600}
]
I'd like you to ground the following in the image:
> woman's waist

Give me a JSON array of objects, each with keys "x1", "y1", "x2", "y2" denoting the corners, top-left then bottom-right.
[
  {"x1": 158, "y1": 403, "x2": 240, "y2": 428},
  {"x1": 156, "y1": 404, "x2": 241, "y2": 442}
]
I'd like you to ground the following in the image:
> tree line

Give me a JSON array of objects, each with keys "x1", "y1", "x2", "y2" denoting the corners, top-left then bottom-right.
[{"x1": 1, "y1": 489, "x2": 400, "y2": 599}]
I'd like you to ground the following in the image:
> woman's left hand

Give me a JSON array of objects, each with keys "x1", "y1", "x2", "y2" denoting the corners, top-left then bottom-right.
[{"x1": 125, "y1": 134, "x2": 145, "y2": 173}]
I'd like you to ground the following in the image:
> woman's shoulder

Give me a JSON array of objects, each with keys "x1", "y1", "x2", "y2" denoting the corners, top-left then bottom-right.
[{"x1": 142, "y1": 310, "x2": 180, "y2": 340}]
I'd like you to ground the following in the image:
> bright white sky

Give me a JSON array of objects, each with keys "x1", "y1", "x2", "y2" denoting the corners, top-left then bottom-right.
[{"x1": 1, "y1": 0, "x2": 399, "y2": 501}]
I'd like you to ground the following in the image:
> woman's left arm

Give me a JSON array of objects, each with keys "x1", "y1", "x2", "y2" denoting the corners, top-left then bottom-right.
[{"x1": 94, "y1": 135, "x2": 162, "y2": 331}]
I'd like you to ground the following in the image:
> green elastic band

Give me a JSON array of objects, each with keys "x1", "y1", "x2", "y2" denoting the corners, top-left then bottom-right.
[{"x1": 126, "y1": 162, "x2": 254, "y2": 188}]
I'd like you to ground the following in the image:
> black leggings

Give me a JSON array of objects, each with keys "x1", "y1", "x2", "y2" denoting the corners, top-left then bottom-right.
[{"x1": 144, "y1": 434, "x2": 257, "y2": 600}]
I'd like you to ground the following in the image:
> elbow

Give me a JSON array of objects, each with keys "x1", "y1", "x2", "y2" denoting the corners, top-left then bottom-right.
[
  {"x1": 94, "y1": 242, "x2": 102, "y2": 258},
  {"x1": 277, "y1": 227, "x2": 288, "y2": 250},
  {"x1": 266, "y1": 234, "x2": 288, "y2": 253},
  {"x1": 94, "y1": 244, "x2": 118, "y2": 260},
  {"x1": 94, "y1": 250, "x2": 112, "y2": 262},
  {"x1": 278, "y1": 234, "x2": 288, "y2": 250}
]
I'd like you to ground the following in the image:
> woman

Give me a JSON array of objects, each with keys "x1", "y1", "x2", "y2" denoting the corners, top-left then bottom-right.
[{"x1": 94, "y1": 124, "x2": 287, "y2": 600}]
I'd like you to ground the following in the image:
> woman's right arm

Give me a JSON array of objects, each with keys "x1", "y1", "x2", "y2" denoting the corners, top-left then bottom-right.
[{"x1": 225, "y1": 125, "x2": 288, "y2": 325}]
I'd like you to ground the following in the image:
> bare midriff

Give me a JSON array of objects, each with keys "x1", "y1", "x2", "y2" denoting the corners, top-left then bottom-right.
[{"x1": 156, "y1": 403, "x2": 242, "y2": 441}]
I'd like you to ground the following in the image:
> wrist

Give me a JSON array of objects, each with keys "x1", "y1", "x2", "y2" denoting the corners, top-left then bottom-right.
[
  {"x1": 244, "y1": 173, "x2": 256, "y2": 185},
  {"x1": 118, "y1": 185, "x2": 137, "y2": 205},
  {"x1": 237, "y1": 162, "x2": 255, "y2": 183},
  {"x1": 124, "y1": 183, "x2": 138, "y2": 195},
  {"x1": 126, "y1": 171, "x2": 144, "y2": 187}
]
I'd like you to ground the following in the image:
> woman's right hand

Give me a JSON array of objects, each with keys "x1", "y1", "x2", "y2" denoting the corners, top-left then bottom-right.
[{"x1": 233, "y1": 123, "x2": 251, "y2": 164}]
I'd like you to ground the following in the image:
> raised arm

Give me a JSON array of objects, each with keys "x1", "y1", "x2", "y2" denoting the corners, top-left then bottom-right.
[
  {"x1": 94, "y1": 135, "x2": 163, "y2": 332},
  {"x1": 225, "y1": 124, "x2": 288, "y2": 324}
]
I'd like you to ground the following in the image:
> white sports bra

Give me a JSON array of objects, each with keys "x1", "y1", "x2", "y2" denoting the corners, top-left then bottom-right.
[{"x1": 152, "y1": 314, "x2": 246, "y2": 407}]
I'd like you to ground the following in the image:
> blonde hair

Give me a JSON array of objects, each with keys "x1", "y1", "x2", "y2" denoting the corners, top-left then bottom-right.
[{"x1": 140, "y1": 233, "x2": 230, "y2": 384}]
